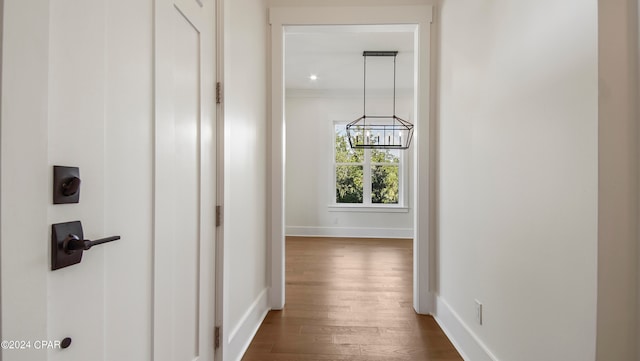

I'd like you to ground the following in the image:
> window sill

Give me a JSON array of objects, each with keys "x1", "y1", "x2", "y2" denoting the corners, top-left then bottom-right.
[{"x1": 328, "y1": 205, "x2": 409, "y2": 213}]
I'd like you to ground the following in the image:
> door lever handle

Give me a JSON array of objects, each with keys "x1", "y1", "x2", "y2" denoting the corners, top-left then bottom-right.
[
  {"x1": 62, "y1": 234, "x2": 121, "y2": 254},
  {"x1": 83, "y1": 235, "x2": 121, "y2": 250},
  {"x1": 51, "y1": 221, "x2": 121, "y2": 270}
]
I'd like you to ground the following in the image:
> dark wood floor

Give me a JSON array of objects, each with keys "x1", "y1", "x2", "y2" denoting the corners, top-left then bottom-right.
[{"x1": 242, "y1": 237, "x2": 462, "y2": 361}]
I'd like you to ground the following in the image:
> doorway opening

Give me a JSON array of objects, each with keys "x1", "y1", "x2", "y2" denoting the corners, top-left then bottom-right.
[
  {"x1": 269, "y1": 5, "x2": 435, "y2": 315},
  {"x1": 283, "y1": 23, "x2": 417, "y2": 309}
]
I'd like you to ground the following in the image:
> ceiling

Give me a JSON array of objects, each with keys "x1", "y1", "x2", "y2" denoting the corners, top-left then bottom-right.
[{"x1": 284, "y1": 25, "x2": 416, "y2": 92}]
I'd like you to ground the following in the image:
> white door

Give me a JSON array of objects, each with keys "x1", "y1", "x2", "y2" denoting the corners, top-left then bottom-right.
[
  {"x1": 0, "y1": 1, "x2": 216, "y2": 361},
  {"x1": 154, "y1": 1, "x2": 217, "y2": 361}
]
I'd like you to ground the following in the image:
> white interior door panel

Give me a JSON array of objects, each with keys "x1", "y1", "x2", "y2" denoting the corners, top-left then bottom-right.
[{"x1": 154, "y1": 1, "x2": 216, "y2": 360}]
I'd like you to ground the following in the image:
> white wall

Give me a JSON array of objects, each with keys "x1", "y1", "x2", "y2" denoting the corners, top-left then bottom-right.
[
  {"x1": 285, "y1": 92, "x2": 414, "y2": 238},
  {"x1": 596, "y1": 0, "x2": 639, "y2": 360},
  {"x1": 436, "y1": 1, "x2": 599, "y2": 360},
  {"x1": 222, "y1": 0, "x2": 270, "y2": 360}
]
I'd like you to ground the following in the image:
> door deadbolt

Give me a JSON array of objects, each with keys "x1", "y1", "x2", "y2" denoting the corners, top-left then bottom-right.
[
  {"x1": 62, "y1": 177, "x2": 81, "y2": 196},
  {"x1": 53, "y1": 166, "x2": 81, "y2": 204}
]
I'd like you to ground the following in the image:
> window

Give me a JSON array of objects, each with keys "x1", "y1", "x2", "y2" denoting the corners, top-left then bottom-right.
[{"x1": 334, "y1": 123, "x2": 403, "y2": 207}]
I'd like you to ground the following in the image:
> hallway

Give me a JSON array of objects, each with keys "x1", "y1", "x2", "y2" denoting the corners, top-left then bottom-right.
[{"x1": 242, "y1": 237, "x2": 462, "y2": 360}]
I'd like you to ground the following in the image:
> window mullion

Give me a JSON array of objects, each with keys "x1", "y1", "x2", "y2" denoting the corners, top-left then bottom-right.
[{"x1": 363, "y1": 149, "x2": 372, "y2": 205}]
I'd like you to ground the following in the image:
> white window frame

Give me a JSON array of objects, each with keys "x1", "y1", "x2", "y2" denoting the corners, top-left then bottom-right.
[{"x1": 330, "y1": 121, "x2": 408, "y2": 212}]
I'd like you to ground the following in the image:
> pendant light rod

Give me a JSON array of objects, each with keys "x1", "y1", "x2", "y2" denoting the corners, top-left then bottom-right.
[
  {"x1": 393, "y1": 52, "x2": 397, "y2": 116},
  {"x1": 361, "y1": 51, "x2": 399, "y2": 117},
  {"x1": 363, "y1": 51, "x2": 367, "y2": 117}
]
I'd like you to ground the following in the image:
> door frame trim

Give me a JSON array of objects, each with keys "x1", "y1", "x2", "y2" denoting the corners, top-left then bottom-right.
[
  {"x1": 0, "y1": 0, "x2": 5, "y2": 354},
  {"x1": 268, "y1": 5, "x2": 435, "y2": 314},
  {"x1": 214, "y1": 0, "x2": 225, "y2": 359}
]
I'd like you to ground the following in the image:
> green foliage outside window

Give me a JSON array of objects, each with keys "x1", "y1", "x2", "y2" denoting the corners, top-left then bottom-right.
[
  {"x1": 371, "y1": 148, "x2": 400, "y2": 164},
  {"x1": 335, "y1": 130, "x2": 364, "y2": 203},
  {"x1": 371, "y1": 165, "x2": 399, "y2": 204},
  {"x1": 335, "y1": 130, "x2": 363, "y2": 163},
  {"x1": 371, "y1": 147, "x2": 399, "y2": 204},
  {"x1": 336, "y1": 165, "x2": 363, "y2": 203}
]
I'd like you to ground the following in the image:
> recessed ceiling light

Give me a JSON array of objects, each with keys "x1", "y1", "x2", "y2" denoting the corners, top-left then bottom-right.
[{"x1": 309, "y1": 74, "x2": 318, "y2": 81}]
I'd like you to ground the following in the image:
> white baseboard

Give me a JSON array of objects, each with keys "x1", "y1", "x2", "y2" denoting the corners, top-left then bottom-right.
[
  {"x1": 433, "y1": 296, "x2": 498, "y2": 361},
  {"x1": 286, "y1": 226, "x2": 413, "y2": 239},
  {"x1": 226, "y1": 288, "x2": 270, "y2": 361}
]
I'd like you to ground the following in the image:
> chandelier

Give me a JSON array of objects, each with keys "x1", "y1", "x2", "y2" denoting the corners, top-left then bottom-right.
[{"x1": 346, "y1": 51, "x2": 414, "y2": 150}]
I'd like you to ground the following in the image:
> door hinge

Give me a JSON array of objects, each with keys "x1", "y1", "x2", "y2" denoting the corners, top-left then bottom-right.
[
  {"x1": 216, "y1": 205, "x2": 222, "y2": 227},
  {"x1": 214, "y1": 326, "x2": 221, "y2": 349},
  {"x1": 216, "y1": 82, "x2": 222, "y2": 104}
]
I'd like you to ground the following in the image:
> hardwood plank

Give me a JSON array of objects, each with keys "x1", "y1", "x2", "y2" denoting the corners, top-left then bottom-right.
[
  {"x1": 299, "y1": 325, "x2": 380, "y2": 335},
  {"x1": 242, "y1": 353, "x2": 410, "y2": 361},
  {"x1": 241, "y1": 237, "x2": 462, "y2": 361},
  {"x1": 271, "y1": 342, "x2": 361, "y2": 356}
]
